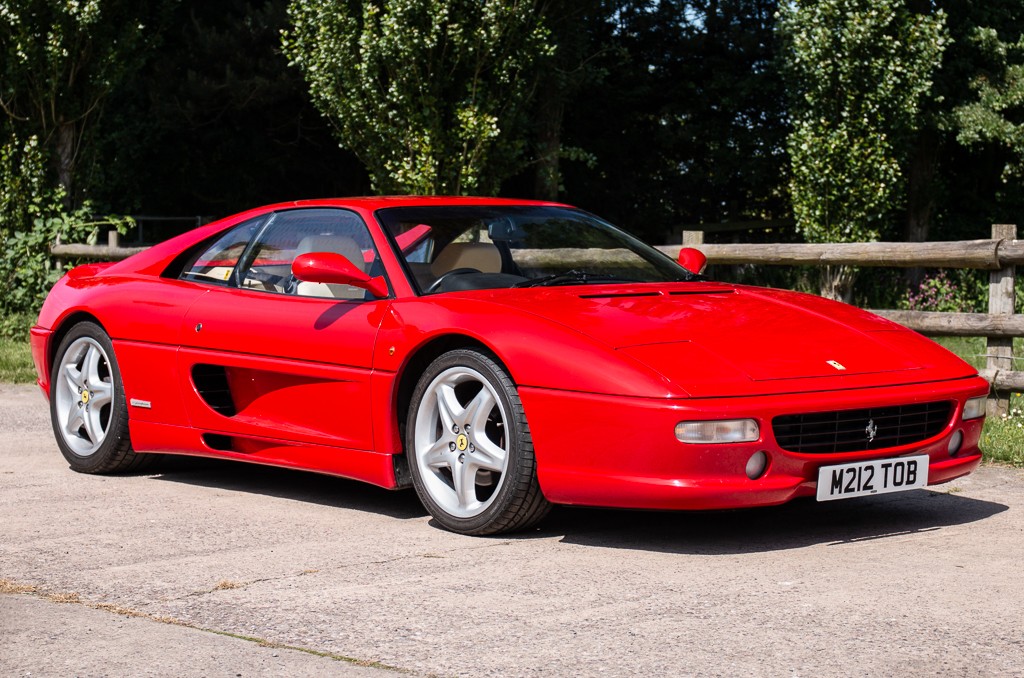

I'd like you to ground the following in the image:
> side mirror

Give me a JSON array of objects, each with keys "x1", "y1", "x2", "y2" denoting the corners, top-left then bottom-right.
[
  {"x1": 291, "y1": 252, "x2": 389, "y2": 298},
  {"x1": 677, "y1": 247, "x2": 708, "y2": 275}
]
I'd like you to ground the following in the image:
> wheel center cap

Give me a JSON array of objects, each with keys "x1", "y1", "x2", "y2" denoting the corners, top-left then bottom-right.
[
  {"x1": 81, "y1": 390, "x2": 90, "y2": 404},
  {"x1": 456, "y1": 434, "x2": 469, "y2": 452}
]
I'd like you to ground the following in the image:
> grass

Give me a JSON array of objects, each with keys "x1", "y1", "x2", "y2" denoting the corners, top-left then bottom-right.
[
  {"x1": 0, "y1": 335, "x2": 35, "y2": 384},
  {"x1": 934, "y1": 336, "x2": 1024, "y2": 467}
]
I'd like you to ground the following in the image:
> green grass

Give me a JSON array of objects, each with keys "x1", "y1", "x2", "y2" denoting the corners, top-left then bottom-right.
[
  {"x1": 981, "y1": 412, "x2": 1024, "y2": 467},
  {"x1": 0, "y1": 335, "x2": 35, "y2": 384},
  {"x1": 934, "y1": 336, "x2": 1024, "y2": 467}
]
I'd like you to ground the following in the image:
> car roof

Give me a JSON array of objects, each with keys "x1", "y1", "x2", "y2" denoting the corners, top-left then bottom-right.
[{"x1": 258, "y1": 196, "x2": 571, "y2": 211}]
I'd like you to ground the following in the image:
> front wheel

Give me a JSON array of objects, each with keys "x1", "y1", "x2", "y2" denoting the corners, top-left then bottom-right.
[
  {"x1": 50, "y1": 321, "x2": 152, "y2": 474},
  {"x1": 406, "y1": 348, "x2": 550, "y2": 535}
]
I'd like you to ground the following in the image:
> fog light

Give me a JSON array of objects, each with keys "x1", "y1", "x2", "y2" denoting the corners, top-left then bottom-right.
[
  {"x1": 675, "y1": 419, "x2": 759, "y2": 444},
  {"x1": 745, "y1": 451, "x2": 769, "y2": 480},
  {"x1": 948, "y1": 430, "x2": 964, "y2": 457},
  {"x1": 963, "y1": 396, "x2": 986, "y2": 421}
]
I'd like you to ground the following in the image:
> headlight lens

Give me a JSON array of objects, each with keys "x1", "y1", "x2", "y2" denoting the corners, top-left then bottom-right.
[
  {"x1": 675, "y1": 419, "x2": 759, "y2": 444},
  {"x1": 963, "y1": 396, "x2": 987, "y2": 421}
]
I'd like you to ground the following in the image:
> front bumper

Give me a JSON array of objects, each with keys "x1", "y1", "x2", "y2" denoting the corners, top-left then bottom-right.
[
  {"x1": 29, "y1": 325, "x2": 52, "y2": 396},
  {"x1": 520, "y1": 376, "x2": 988, "y2": 510}
]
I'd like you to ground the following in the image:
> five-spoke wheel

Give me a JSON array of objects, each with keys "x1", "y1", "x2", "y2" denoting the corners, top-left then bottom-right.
[
  {"x1": 50, "y1": 322, "x2": 149, "y2": 473},
  {"x1": 407, "y1": 348, "x2": 550, "y2": 534}
]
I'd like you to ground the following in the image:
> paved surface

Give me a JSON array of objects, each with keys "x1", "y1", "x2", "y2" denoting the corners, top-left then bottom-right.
[{"x1": 2, "y1": 382, "x2": 1023, "y2": 677}]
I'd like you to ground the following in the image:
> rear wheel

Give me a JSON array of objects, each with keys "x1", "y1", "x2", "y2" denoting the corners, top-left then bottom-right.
[
  {"x1": 50, "y1": 322, "x2": 152, "y2": 473},
  {"x1": 406, "y1": 348, "x2": 550, "y2": 535}
]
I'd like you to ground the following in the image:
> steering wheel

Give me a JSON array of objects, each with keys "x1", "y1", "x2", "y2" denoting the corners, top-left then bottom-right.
[{"x1": 424, "y1": 268, "x2": 480, "y2": 294}]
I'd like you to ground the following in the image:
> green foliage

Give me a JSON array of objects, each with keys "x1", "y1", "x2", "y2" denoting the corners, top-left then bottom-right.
[
  {"x1": 0, "y1": 132, "x2": 47, "y2": 240},
  {"x1": 983, "y1": 394, "x2": 1024, "y2": 467},
  {"x1": 778, "y1": 0, "x2": 947, "y2": 244},
  {"x1": 282, "y1": 0, "x2": 553, "y2": 195},
  {"x1": 0, "y1": 0, "x2": 158, "y2": 199},
  {"x1": 0, "y1": 192, "x2": 133, "y2": 318},
  {"x1": 955, "y1": 28, "x2": 1024, "y2": 184},
  {"x1": 899, "y1": 269, "x2": 987, "y2": 313}
]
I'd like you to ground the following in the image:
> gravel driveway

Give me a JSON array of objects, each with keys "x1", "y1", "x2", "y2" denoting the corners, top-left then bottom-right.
[{"x1": 2, "y1": 382, "x2": 1023, "y2": 677}]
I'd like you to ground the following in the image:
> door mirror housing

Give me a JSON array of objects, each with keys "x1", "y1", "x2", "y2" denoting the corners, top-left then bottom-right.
[
  {"x1": 677, "y1": 247, "x2": 708, "y2": 275},
  {"x1": 291, "y1": 252, "x2": 389, "y2": 298}
]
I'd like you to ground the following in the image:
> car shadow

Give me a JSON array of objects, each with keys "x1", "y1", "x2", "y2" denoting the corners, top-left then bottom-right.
[
  {"x1": 531, "y1": 490, "x2": 1008, "y2": 554},
  {"x1": 147, "y1": 456, "x2": 428, "y2": 521},
  {"x1": 143, "y1": 457, "x2": 1008, "y2": 551}
]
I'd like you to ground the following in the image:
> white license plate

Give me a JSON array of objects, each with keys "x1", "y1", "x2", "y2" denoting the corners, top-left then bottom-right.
[{"x1": 816, "y1": 455, "x2": 929, "y2": 502}]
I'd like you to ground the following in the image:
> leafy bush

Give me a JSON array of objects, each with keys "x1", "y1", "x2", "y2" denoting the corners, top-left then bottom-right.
[
  {"x1": 1, "y1": 133, "x2": 132, "y2": 335},
  {"x1": 900, "y1": 269, "x2": 986, "y2": 313},
  {"x1": 0, "y1": 205, "x2": 132, "y2": 330}
]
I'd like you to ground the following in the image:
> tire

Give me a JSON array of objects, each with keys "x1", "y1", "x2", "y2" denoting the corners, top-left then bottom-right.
[
  {"x1": 406, "y1": 348, "x2": 550, "y2": 535},
  {"x1": 49, "y1": 322, "x2": 153, "y2": 474}
]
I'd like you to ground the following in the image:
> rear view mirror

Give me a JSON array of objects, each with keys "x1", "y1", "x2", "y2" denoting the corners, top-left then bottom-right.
[
  {"x1": 487, "y1": 219, "x2": 528, "y2": 242},
  {"x1": 677, "y1": 247, "x2": 707, "y2": 275}
]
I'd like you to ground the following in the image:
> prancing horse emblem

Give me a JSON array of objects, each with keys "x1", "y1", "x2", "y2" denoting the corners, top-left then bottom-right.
[{"x1": 865, "y1": 419, "x2": 878, "y2": 443}]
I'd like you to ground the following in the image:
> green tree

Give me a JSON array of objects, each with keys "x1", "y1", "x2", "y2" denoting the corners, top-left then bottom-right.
[
  {"x1": 778, "y1": 0, "x2": 946, "y2": 299},
  {"x1": 955, "y1": 28, "x2": 1024, "y2": 185},
  {"x1": 282, "y1": 0, "x2": 552, "y2": 195},
  {"x1": 0, "y1": 0, "x2": 160, "y2": 204}
]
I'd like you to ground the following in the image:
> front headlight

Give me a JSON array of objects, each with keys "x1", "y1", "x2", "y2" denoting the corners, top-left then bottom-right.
[
  {"x1": 963, "y1": 396, "x2": 987, "y2": 421},
  {"x1": 675, "y1": 419, "x2": 759, "y2": 444}
]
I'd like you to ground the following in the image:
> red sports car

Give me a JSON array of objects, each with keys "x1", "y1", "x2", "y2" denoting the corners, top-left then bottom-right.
[{"x1": 30, "y1": 197, "x2": 988, "y2": 534}]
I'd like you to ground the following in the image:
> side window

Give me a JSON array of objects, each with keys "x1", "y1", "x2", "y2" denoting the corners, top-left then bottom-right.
[
  {"x1": 178, "y1": 217, "x2": 264, "y2": 286},
  {"x1": 236, "y1": 208, "x2": 383, "y2": 300}
]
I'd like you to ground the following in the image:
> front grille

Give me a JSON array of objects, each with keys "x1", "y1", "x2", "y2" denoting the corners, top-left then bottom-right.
[{"x1": 772, "y1": 401, "x2": 953, "y2": 454}]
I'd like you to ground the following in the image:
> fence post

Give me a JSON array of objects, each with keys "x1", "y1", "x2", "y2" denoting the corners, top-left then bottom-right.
[
  {"x1": 987, "y1": 224, "x2": 1017, "y2": 417},
  {"x1": 682, "y1": 230, "x2": 704, "y2": 246}
]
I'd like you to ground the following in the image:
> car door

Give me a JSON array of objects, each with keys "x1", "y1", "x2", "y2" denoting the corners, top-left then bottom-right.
[{"x1": 175, "y1": 207, "x2": 391, "y2": 452}]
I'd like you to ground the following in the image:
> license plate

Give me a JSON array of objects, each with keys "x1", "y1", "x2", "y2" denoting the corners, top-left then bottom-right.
[{"x1": 816, "y1": 455, "x2": 929, "y2": 502}]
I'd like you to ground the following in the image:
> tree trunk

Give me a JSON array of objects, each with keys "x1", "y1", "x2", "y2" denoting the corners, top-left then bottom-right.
[
  {"x1": 56, "y1": 121, "x2": 77, "y2": 208},
  {"x1": 533, "y1": 72, "x2": 563, "y2": 201},
  {"x1": 818, "y1": 265, "x2": 858, "y2": 303},
  {"x1": 904, "y1": 130, "x2": 939, "y2": 286}
]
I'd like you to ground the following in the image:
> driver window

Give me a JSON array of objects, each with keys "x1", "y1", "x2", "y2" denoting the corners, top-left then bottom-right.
[{"x1": 236, "y1": 208, "x2": 382, "y2": 299}]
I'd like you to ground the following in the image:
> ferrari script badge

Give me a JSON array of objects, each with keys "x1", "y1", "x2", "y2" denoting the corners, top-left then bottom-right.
[
  {"x1": 826, "y1": 360, "x2": 846, "y2": 371},
  {"x1": 865, "y1": 419, "x2": 878, "y2": 443}
]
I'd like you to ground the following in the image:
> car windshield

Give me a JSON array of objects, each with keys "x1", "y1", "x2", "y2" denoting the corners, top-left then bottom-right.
[{"x1": 376, "y1": 205, "x2": 695, "y2": 294}]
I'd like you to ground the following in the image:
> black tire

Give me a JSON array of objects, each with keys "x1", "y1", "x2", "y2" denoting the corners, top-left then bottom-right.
[
  {"x1": 406, "y1": 348, "x2": 550, "y2": 535},
  {"x1": 49, "y1": 322, "x2": 153, "y2": 474}
]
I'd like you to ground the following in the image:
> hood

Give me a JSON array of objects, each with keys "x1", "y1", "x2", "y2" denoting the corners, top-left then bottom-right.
[{"x1": 468, "y1": 283, "x2": 977, "y2": 398}]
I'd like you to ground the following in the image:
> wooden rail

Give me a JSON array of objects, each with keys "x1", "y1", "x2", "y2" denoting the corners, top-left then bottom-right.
[{"x1": 656, "y1": 239, "x2": 1024, "y2": 269}]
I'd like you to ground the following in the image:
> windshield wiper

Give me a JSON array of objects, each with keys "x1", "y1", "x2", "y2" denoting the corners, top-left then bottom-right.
[{"x1": 513, "y1": 269, "x2": 640, "y2": 288}]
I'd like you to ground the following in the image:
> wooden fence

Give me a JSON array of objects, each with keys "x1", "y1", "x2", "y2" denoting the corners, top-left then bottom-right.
[{"x1": 53, "y1": 225, "x2": 1022, "y2": 415}]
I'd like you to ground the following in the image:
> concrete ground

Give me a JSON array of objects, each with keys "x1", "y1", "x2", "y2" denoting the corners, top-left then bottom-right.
[{"x1": 1, "y1": 382, "x2": 1023, "y2": 677}]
